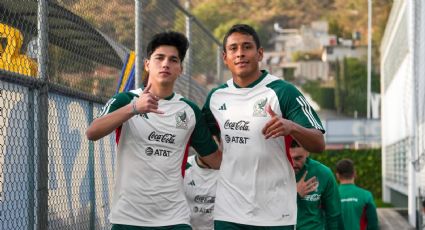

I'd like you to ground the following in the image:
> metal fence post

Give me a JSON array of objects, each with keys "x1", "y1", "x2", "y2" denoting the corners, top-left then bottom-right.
[
  {"x1": 27, "y1": 89, "x2": 35, "y2": 230},
  {"x1": 88, "y1": 102, "x2": 95, "y2": 230},
  {"x1": 135, "y1": 0, "x2": 143, "y2": 89},
  {"x1": 216, "y1": 46, "x2": 224, "y2": 84},
  {"x1": 184, "y1": 0, "x2": 192, "y2": 99},
  {"x1": 37, "y1": 0, "x2": 49, "y2": 229}
]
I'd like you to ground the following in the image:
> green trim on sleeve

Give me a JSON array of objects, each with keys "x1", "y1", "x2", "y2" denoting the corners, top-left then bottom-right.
[
  {"x1": 267, "y1": 80, "x2": 325, "y2": 133},
  {"x1": 181, "y1": 98, "x2": 218, "y2": 157},
  {"x1": 98, "y1": 91, "x2": 138, "y2": 117},
  {"x1": 202, "y1": 83, "x2": 228, "y2": 136}
]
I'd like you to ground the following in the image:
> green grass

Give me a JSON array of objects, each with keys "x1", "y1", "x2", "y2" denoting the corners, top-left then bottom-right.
[{"x1": 375, "y1": 199, "x2": 393, "y2": 208}]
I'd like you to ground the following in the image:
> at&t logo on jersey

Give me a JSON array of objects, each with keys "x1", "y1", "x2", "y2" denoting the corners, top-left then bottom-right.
[
  {"x1": 224, "y1": 134, "x2": 249, "y2": 144},
  {"x1": 253, "y1": 98, "x2": 267, "y2": 117},
  {"x1": 148, "y1": 131, "x2": 176, "y2": 144},
  {"x1": 224, "y1": 120, "x2": 250, "y2": 131},
  {"x1": 145, "y1": 147, "x2": 171, "y2": 157},
  {"x1": 193, "y1": 206, "x2": 214, "y2": 214}
]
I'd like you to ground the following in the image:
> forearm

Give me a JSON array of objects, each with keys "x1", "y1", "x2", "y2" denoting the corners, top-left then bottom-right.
[
  {"x1": 199, "y1": 150, "x2": 222, "y2": 169},
  {"x1": 86, "y1": 103, "x2": 134, "y2": 141},
  {"x1": 290, "y1": 123, "x2": 325, "y2": 152}
]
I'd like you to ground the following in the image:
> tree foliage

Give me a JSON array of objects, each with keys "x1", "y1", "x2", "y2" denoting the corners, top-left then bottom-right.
[{"x1": 334, "y1": 58, "x2": 380, "y2": 117}]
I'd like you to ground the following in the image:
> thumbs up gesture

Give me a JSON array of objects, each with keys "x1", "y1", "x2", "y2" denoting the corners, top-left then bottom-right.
[
  {"x1": 262, "y1": 105, "x2": 294, "y2": 139},
  {"x1": 133, "y1": 84, "x2": 164, "y2": 115}
]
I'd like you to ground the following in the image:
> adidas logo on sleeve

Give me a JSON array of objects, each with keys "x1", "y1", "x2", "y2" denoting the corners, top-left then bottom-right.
[{"x1": 218, "y1": 103, "x2": 227, "y2": 110}]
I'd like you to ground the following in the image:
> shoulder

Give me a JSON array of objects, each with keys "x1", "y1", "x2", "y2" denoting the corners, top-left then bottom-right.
[
  {"x1": 179, "y1": 97, "x2": 200, "y2": 111},
  {"x1": 309, "y1": 159, "x2": 335, "y2": 178},
  {"x1": 178, "y1": 96, "x2": 203, "y2": 120},
  {"x1": 113, "y1": 90, "x2": 139, "y2": 103},
  {"x1": 358, "y1": 186, "x2": 374, "y2": 198},
  {"x1": 204, "y1": 83, "x2": 229, "y2": 106},
  {"x1": 208, "y1": 83, "x2": 229, "y2": 96},
  {"x1": 266, "y1": 78, "x2": 300, "y2": 95}
]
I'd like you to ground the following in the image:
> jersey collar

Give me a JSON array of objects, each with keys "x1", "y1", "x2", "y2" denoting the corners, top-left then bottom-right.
[
  {"x1": 163, "y1": 92, "x2": 175, "y2": 100},
  {"x1": 233, "y1": 70, "x2": 268, "y2": 88}
]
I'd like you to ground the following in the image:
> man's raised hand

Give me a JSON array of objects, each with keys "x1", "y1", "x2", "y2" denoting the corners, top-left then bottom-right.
[
  {"x1": 134, "y1": 84, "x2": 164, "y2": 115},
  {"x1": 262, "y1": 105, "x2": 294, "y2": 139}
]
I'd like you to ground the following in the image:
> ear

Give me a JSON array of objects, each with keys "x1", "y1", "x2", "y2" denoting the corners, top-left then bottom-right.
[
  {"x1": 222, "y1": 51, "x2": 228, "y2": 67},
  {"x1": 144, "y1": 59, "x2": 150, "y2": 72},
  {"x1": 179, "y1": 64, "x2": 183, "y2": 76},
  {"x1": 257, "y1": 47, "x2": 264, "y2": 62}
]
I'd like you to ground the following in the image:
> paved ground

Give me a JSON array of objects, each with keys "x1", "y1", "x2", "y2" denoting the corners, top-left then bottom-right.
[{"x1": 378, "y1": 208, "x2": 415, "y2": 230}]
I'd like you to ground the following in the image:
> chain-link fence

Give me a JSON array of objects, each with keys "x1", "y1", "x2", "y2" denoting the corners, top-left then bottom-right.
[{"x1": 0, "y1": 0, "x2": 223, "y2": 229}]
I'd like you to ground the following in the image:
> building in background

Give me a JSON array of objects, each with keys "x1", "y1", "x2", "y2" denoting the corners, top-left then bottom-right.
[{"x1": 380, "y1": 0, "x2": 425, "y2": 227}]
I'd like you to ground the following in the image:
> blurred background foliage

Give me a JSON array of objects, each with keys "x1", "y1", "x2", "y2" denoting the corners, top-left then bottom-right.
[{"x1": 311, "y1": 148, "x2": 383, "y2": 204}]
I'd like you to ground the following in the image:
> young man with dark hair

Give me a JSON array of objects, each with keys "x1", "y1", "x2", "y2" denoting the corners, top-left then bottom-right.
[
  {"x1": 203, "y1": 24, "x2": 325, "y2": 229},
  {"x1": 289, "y1": 140, "x2": 343, "y2": 230},
  {"x1": 86, "y1": 31, "x2": 221, "y2": 230},
  {"x1": 336, "y1": 159, "x2": 378, "y2": 230}
]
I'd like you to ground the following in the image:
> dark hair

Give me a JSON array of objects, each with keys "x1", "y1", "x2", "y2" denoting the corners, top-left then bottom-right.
[
  {"x1": 336, "y1": 159, "x2": 355, "y2": 179},
  {"x1": 222, "y1": 24, "x2": 261, "y2": 52},
  {"x1": 146, "y1": 31, "x2": 189, "y2": 62},
  {"x1": 290, "y1": 139, "x2": 300, "y2": 148}
]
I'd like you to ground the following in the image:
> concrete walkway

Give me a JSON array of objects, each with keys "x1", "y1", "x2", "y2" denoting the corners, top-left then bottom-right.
[{"x1": 378, "y1": 208, "x2": 415, "y2": 230}]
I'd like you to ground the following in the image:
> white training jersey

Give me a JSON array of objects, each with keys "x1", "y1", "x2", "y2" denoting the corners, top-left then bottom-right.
[
  {"x1": 184, "y1": 155, "x2": 219, "y2": 230},
  {"x1": 202, "y1": 71, "x2": 324, "y2": 226},
  {"x1": 100, "y1": 89, "x2": 218, "y2": 227}
]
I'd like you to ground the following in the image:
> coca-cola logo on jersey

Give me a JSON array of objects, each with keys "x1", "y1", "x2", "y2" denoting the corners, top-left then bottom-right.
[
  {"x1": 148, "y1": 131, "x2": 176, "y2": 144},
  {"x1": 194, "y1": 195, "x2": 215, "y2": 204},
  {"x1": 223, "y1": 120, "x2": 250, "y2": 131}
]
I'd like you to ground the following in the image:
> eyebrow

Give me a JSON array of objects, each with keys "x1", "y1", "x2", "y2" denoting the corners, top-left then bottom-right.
[
  {"x1": 152, "y1": 53, "x2": 180, "y2": 60},
  {"x1": 227, "y1": 41, "x2": 254, "y2": 47}
]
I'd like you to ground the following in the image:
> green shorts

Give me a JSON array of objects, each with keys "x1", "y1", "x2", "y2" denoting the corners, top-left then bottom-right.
[
  {"x1": 111, "y1": 224, "x2": 191, "y2": 230},
  {"x1": 214, "y1": 220, "x2": 295, "y2": 230}
]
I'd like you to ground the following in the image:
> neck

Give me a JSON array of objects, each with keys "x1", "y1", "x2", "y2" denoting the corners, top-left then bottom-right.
[
  {"x1": 233, "y1": 70, "x2": 262, "y2": 88},
  {"x1": 339, "y1": 178, "x2": 355, "y2": 184},
  {"x1": 149, "y1": 84, "x2": 173, "y2": 99}
]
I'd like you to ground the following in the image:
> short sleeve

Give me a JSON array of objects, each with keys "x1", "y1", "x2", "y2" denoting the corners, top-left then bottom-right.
[
  {"x1": 181, "y1": 98, "x2": 218, "y2": 157},
  {"x1": 267, "y1": 80, "x2": 325, "y2": 133},
  {"x1": 97, "y1": 92, "x2": 136, "y2": 117}
]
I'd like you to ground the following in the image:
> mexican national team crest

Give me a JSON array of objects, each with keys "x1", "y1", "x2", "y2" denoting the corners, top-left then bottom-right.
[
  {"x1": 253, "y1": 98, "x2": 267, "y2": 117},
  {"x1": 176, "y1": 111, "x2": 188, "y2": 129}
]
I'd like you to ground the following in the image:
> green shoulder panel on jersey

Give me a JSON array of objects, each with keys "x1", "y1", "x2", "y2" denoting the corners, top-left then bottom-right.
[
  {"x1": 98, "y1": 91, "x2": 138, "y2": 117},
  {"x1": 202, "y1": 83, "x2": 228, "y2": 136},
  {"x1": 180, "y1": 98, "x2": 218, "y2": 157},
  {"x1": 266, "y1": 80, "x2": 325, "y2": 132}
]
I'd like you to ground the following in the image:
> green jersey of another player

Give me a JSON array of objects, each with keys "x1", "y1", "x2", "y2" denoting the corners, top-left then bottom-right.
[
  {"x1": 290, "y1": 140, "x2": 343, "y2": 230},
  {"x1": 336, "y1": 159, "x2": 378, "y2": 230}
]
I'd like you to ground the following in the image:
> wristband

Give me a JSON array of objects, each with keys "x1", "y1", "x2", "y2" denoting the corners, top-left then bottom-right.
[{"x1": 132, "y1": 100, "x2": 139, "y2": 115}]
